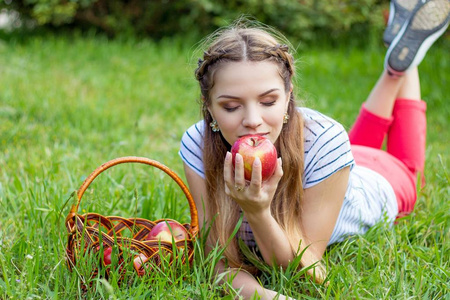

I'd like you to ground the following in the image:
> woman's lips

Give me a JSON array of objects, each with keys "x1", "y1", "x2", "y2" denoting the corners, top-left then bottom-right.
[{"x1": 238, "y1": 132, "x2": 269, "y2": 138}]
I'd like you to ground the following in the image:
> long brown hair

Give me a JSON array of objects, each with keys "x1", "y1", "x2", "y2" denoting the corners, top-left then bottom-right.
[{"x1": 194, "y1": 23, "x2": 305, "y2": 273}]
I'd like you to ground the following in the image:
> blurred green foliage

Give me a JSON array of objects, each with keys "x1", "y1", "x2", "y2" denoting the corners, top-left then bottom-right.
[{"x1": 1, "y1": 0, "x2": 388, "y2": 43}]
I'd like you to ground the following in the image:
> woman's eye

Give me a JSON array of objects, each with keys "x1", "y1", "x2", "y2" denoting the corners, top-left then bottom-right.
[
  {"x1": 262, "y1": 100, "x2": 276, "y2": 107},
  {"x1": 224, "y1": 106, "x2": 239, "y2": 112}
]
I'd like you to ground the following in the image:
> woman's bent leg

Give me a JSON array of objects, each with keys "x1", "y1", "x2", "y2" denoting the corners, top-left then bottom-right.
[
  {"x1": 349, "y1": 69, "x2": 406, "y2": 148},
  {"x1": 387, "y1": 99, "x2": 427, "y2": 176},
  {"x1": 348, "y1": 104, "x2": 393, "y2": 148}
]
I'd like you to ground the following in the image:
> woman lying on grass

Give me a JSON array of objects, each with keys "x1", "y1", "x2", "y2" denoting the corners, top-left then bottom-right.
[{"x1": 179, "y1": 1, "x2": 450, "y2": 298}]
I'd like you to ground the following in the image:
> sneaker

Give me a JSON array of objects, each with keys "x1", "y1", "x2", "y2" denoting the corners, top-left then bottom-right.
[
  {"x1": 383, "y1": 0, "x2": 421, "y2": 46},
  {"x1": 385, "y1": 0, "x2": 450, "y2": 76}
]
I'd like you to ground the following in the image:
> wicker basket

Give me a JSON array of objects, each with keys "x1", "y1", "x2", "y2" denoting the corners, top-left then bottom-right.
[{"x1": 65, "y1": 156, "x2": 198, "y2": 279}]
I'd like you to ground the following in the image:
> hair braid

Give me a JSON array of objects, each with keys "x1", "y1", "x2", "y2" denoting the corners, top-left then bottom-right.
[
  {"x1": 263, "y1": 44, "x2": 295, "y2": 76},
  {"x1": 196, "y1": 50, "x2": 225, "y2": 80}
]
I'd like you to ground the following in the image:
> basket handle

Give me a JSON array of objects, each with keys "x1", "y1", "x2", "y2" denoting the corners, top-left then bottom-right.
[{"x1": 67, "y1": 156, "x2": 198, "y2": 237}]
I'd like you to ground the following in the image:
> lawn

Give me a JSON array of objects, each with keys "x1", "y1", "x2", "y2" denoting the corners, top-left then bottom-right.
[{"x1": 0, "y1": 32, "x2": 449, "y2": 299}]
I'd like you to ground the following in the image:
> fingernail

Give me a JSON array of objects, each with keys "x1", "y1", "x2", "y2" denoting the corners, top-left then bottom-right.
[
  {"x1": 225, "y1": 152, "x2": 231, "y2": 161},
  {"x1": 254, "y1": 157, "x2": 261, "y2": 166}
]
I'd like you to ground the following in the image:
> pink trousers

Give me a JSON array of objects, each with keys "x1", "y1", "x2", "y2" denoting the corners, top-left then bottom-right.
[{"x1": 348, "y1": 99, "x2": 427, "y2": 215}]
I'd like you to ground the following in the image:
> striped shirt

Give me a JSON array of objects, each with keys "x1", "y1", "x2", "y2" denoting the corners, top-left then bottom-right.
[{"x1": 179, "y1": 107, "x2": 398, "y2": 247}]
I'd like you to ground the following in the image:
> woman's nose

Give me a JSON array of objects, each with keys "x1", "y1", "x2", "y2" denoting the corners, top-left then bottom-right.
[{"x1": 242, "y1": 108, "x2": 263, "y2": 128}]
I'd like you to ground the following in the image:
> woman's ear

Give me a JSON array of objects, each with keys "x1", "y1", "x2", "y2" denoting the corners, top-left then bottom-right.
[
  {"x1": 285, "y1": 100, "x2": 290, "y2": 113},
  {"x1": 285, "y1": 84, "x2": 293, "y2": 110},
  {"x1": 206, "y1": 106, "x2": 214, "y2": 119},
  {"x1": 201, "y1": 96, "x2": 212, "y2": 116},
  {"x1": 208, "y1": 111, "x2": 215, "y2": 121}
]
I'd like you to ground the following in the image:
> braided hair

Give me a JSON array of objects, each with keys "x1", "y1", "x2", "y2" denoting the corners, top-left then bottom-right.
[
  {"x1": 194, "y1": 24, "x2": 305, "y2": 274},
  {"x1": 195, "y1": 29, "x2": 295, "y2": 101}
]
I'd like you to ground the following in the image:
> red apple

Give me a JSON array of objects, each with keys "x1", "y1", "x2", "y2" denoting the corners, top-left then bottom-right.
[
  {"x1": 103, "y1": 246, "x2": 112, "y2": 265},
  {"x1": 133, "y1": 253, "x2": 149, "y2": 272},
  {"x1": 231, "y1": 135, "x2": 278, "y2": 181},
  {"x1": 147, "y1": 221, "x2": 188, "y2": 242}
]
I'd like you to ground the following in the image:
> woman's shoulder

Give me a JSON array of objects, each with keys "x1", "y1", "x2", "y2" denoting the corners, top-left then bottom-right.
[
  {"x1": 298, "y1": 107, "x2": 354, "y2": 188},
  {"x1": 298, "y1": 107, "x2": 344, "y2": 131},
  {"x1": 297, "y1": 107, "x2": 347, "y2": 147},
  {"x1": 179, "y1": 120, "x2": 206, "y2": 178},
  {"x1": 183, "y1": 120, "x2": 205, "y2": 142}
]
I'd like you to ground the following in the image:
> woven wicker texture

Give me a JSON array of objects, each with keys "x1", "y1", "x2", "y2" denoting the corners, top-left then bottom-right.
[{"x1": 65, "y1": 156, "x2": 198, "y2": 279}]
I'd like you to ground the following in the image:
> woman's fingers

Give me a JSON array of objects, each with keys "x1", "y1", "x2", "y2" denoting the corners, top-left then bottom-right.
[
  {"x1": 233, "y1": 153, "x2": 246, "y2": 188},
  {"x1": 223, "y1": 152, "x2": 233, "y2": 194},
  {"x1": 256, "y1": 157, "x2": 283, "y2": 196},
  {"x1": 223, "y1": 151, "x2": 232, "y2": 178},
  {"x1": 224, "y1": 152, "x2": 246, "y2": 195},
  {"x1": 270, "y1": 157, "x2": 284, "y2": 183},
  {"x1": 224, "y1": 153, "x2": 283, "y2": 206},
  {"x1": 249, "y1": 157, "x2": 262, "y2": 191}
]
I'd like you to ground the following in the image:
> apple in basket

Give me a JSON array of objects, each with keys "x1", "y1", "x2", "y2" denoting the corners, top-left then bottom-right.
[
  {"x1": 231, "y1": 135, "x2": 278, "y2": 181},
  {"x1": 103, "y1": 247, "x2": 113, "y2": 265},
  {"x1": 147, "y1": 221, "x2": 188, "y2": 242},
  {"x1": 133, "y1": 253, "x2": 149, "y2": 272}
]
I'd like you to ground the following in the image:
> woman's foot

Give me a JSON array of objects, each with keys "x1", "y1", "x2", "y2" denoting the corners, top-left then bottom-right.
[
  {"x1": 383, "y1": 0, "x2": 421, "y2": 46},
  {"x1": 385, "y1": 0, "x2": 450, "y2": 76}
]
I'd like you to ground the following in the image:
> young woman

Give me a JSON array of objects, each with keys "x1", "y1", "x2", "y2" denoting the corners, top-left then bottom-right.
[{"x1": 179, "y1": 1, "x2": 449, "y2": 298}]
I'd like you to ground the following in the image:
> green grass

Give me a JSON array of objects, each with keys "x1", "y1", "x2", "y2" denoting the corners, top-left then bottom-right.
[{"x1": 0, "y1": 32, "x2": 449, "y2": 299}]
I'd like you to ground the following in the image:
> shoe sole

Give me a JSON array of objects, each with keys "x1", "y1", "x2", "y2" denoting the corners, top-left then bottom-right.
[
  {"x1": 385, "y1": 1, "x2": 450, "y2": 75},
  {"x1": 383, "y1": 0, "x2": 419, "y2": 46}
]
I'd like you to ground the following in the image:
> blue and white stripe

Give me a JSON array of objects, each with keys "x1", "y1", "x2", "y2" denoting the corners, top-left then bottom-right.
[
  {"x1": 301, "y1": 107, "x2": 355, "y2": 188},
  {"x1": 179, "y1": 121, "x2": 205, "y2": 178}
]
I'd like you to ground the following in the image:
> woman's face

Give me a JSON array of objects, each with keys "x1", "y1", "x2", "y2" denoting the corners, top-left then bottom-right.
[{"x1": 208, "y1": 61, "x2": 291, "y2": 147}]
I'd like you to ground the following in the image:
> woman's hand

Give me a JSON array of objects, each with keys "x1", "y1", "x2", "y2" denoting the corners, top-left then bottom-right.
[
  {"x1": 218, "y1": 263, "x2": 297, "y2": 300},
  {"x1": 223, "y1": 151, "x2": 283, "y2": 214}
]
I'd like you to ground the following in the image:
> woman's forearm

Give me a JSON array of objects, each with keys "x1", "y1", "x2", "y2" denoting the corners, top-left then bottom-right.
[
  {"x1": 245, "y1": 210, "x2": 327, "y2": 283},
  {"x1": 244, "y1": 209, "x2": 296, "y2": 268}
]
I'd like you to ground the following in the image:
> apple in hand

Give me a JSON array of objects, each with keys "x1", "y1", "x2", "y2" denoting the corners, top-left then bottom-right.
[
  {"x1": 147, "y1": 221, "x2": 188, "y2": 242},
  {"x1": 231, "y1": 135, "x2": 278, "y2": 181}
]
